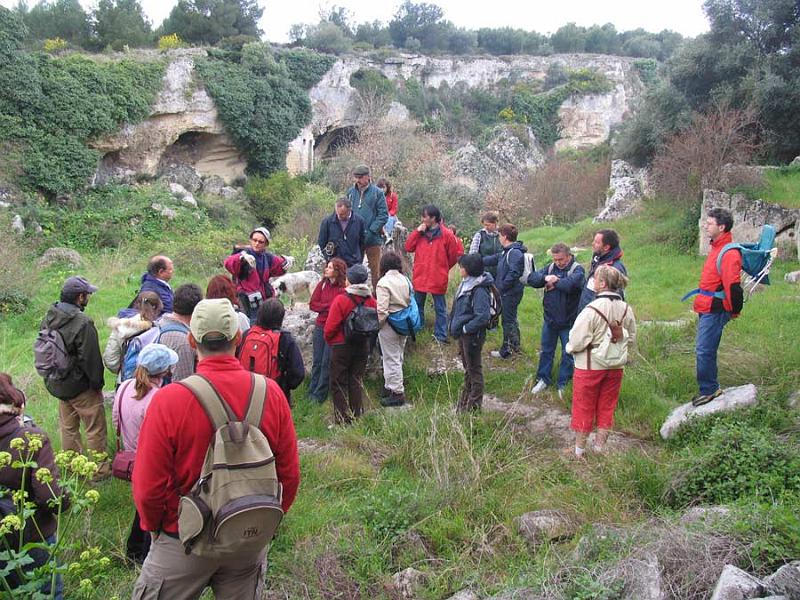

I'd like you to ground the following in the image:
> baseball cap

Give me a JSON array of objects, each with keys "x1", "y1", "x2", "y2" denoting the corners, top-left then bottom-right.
[
  {"x1": 353, "y1": 164, "x2": 370, "y2": 176},
  {"x1": 136, "y1": 343, "x2": 179, "y2": 375},
  {"x1": 61, "y1": 276, "x2": 98, "y2": 295},
  {"x1": 190, "y1": 299, "x2": 239, "y2": 343}
]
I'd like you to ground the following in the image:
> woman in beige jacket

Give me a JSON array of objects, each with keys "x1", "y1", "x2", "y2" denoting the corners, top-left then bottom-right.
[
  {"x1": 376, "y1": 252, "x2": 412, "y2": 407},
  {"x1": 565, "y1": 265, "x2": 636, "y2": 458}
]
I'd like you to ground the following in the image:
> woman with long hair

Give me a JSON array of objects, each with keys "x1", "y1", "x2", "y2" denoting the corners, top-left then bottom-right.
[
  {"x1": 307, "y1": 258, "x2": 348, "y2": 403},
  {"x1": 206, "y1": 274, "x2": 251, "y2": 335},
  {"x1": 112, "y1": 343, "x2": 178, "y2": 564}
]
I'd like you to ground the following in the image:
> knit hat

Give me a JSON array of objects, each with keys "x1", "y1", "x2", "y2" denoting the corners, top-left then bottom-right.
[
  {"x1": 250, "y1": 227, "x2": 271, "y2": 243},
  {"x1": 136, "y1": 344, "x2": 179, "y2": 375},
  {"x1": 353, "y1": 164, "x2": 370, "y2": 177},
  {"x1": 191, "y1": 299, "x2": 240, "y2": 343},
  {"x1": 346, "y1": 264, "x2": 369, "y2": 284}
]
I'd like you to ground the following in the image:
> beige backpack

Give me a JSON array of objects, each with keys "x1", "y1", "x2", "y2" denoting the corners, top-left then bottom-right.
[{"x1": 177, "y1": 373, "x2": 284, "y2": 558}]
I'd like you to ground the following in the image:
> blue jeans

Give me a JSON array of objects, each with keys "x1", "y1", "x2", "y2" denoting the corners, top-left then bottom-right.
[
  {"x1": 415, "y1": 291, "x2": 448, "y2": 341},
  {"x1": 308, "y1": 325, "x2": 331, "y2": 401},
  {"x1": 500, "y1": 290, "x2": 523, "y2": 356},
  {"x1": 536, "y1": 320, "x2": 574, "y2": 388},
  {"x1": 696, "y1": 311, "x2": 732, "y2": 395},
  {"x1": 385, "y1": 215, "x2": 397, "y2": 236}
]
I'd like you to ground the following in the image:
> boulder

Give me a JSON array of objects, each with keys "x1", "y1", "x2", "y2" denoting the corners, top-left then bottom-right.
[
  {"x1": 219, "y1": 186, "x2": 240, "y2": 200},
  {"x1": 791, "y1": 156, "x2": 800, "y2": 166},
  {"x1": 710, "y1": 565, "x2": 765, "y2": 600},
  {"x1": 660, "y1": 384, "x2": 758, "y2": 440},
  {"x1": 282, "y1": 303, "x2": 316, "y2": 366},
  {"x1": 445, "y1": 591, "x2": 480, "y2": 600},
  {"x1": 785, "y1": 271, "x2": 800, "y2": 284},
  {"x1": 151, "y1": 203, "x2": 177, "y2": 220},
  {"x1": 595, "y1": 159, "x2": 648, "y2": 222},
  {"x1": 304, "y1": 245, "x2": 326, "y2": 274},
  {"x1": 202, "y1": 175, "x2": 225, "y2": 196},
  {"x1": 764, "y1": 561, "x2": 800, "y2": 599},
  {"x1": 37, "y1": 247, "x2": 83, "y2": 269},
  {"x1": 11, "y1": 215, "x2": 24, "y2": 234},
  {"x1": 788, "y1": 391, "x2": 800, "y2": 410},
  {"x1": 169, "y1": 182, "x2": 198, "y2": 207},
  {"x1": 616, "y1": 553, "x2": 665, "y2": 600},
  {"x1": 514, "y1": 510, "x2": 576, "y2": 547},
  {"x1": 159, "y1": 162, "x2": 202, "y2": 193},
  {"x1": 485, "y1": 589, "x2": 542, "y2": 600},
  {"x1": 679, "y1": 506, "x2": 733, "y2": 527},
  {"x1": 391, "y1": 567, "x2": 426, "y2": 599}
]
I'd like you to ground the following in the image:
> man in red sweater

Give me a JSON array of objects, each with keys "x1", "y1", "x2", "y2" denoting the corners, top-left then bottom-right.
[
  {"x1": 404, "y1": 204, "x2": 464, "y2": 343},
  {"x1": 691, "y1": 207, "x2": 743, "y2": 407},
  {"x1": 132, "y1": 298, "x2": 299, "y2": 599}
]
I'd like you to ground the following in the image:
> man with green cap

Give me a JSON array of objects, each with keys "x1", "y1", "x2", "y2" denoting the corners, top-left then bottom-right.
[{"x1": 346, "y1": 164, "x2": 388, "y2": 291}]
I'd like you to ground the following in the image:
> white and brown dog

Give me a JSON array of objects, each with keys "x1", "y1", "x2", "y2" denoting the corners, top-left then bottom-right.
[{"x1": 271, "y1": 270, "x2": 321, "y2": 306}]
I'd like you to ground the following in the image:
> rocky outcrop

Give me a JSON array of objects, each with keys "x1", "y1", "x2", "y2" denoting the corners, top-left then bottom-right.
[
  {"x1": 700, "y1": 189, "x2": 800, "y2": 259},
  {"x1": 91, "y1": 51, "x2": 247, "y2": 186},
  {"x1": 282, "y1": 302, "x2": 316, "y2": 367},
  {"x1": 660, "y1": 384, "x2": 758, "y2": 440},
  {"x1": 515, "y1": 510, "x2": 576, "y2": 546},
  {"x1": 37, "y1": 247, "x2": 83, "y2": 269},
  {"x1": 595, "y1": 159, "x2": 649, "y2": 222},
  {"x1": 764, "y1": 561, "x2": 800, "y2": 599},
  {"x1": 710, "y1": 565, "x2": 765, "y2": 600}
]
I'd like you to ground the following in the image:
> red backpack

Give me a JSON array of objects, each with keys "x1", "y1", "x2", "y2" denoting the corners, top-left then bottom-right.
[{"x1": 238, "y1": 327, "x2": 282, "y2": 379}]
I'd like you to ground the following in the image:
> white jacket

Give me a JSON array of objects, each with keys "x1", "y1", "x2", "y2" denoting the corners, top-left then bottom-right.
[
  {"x1": 567, "y1": 293, "x2": 636, "y2": 370},
  {"x1": 103, "y1": 315, "x2": 154, "y2": 374}
]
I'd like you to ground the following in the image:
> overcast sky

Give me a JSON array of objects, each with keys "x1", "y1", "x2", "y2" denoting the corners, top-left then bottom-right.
[{"x1": 1, "y1": 0, "x2": 711, "y2": 42}]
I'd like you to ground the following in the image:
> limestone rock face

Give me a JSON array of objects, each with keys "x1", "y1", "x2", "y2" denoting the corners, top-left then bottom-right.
[
  {"x1": 37, "y1": 247, "x2": 83, "y2": 269},
  {"x1": 595, "y1": 159, "x2": 649, "y2": 222},
  {"x1": 660, "y1": 384, "x2": 758, "y2": 440},
  {"x1": 91, "y1": 51, "x2": 246, "y2": 185},
  {"x1": 304, "y1": 245, "x2": 327, "y2": 274},
  {"x1": 710, "y1": 565, "x2": 764, "y2": 600},
  {"x1": 282, "y1": 303, "x2": 316, "y2": 367},
  {"x1": 10, "y1": 215, "x2": 24, "y2": 234},
  {"x1": 700, "y1": 189, "x2": 800, "y2": 260}
]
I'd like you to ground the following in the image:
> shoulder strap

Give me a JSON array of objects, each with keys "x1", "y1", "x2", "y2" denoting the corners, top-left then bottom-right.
[
  {"x1": 243, "y1": 373, "x2": 267, "y2": 428},
  {"x1": 178, "y1": 374, "x2": 236, "y2": 429},
  {"x1": 588, "y1": 305, "x2": 612, "y2": 328},
  {"x1": 568, "y1": 262, "x2": 579, "y2": 276},
  {"x1": 347, "y1": 293, "x2": 366, "y2": 306},
  {"x1": 115, "y1": 379, "x2": 135, "y2": 450}
]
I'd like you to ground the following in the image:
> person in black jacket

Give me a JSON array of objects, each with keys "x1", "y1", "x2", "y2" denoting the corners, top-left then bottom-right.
[
  {"x1": 240, "y1": 299, "x2": 305, "y2": 405},
  {"x1": 318, "y1": 197, "x2": 367, "y2": 267},
  {"x1": 449, "y1": 254, "x2": 494, "y2": 412},
  {"x1": 39, "y1": 276, "x2": 109, "y2": 479},
  {"x1": 528, "y1": 243, "x2": 585, "y2": 397}
]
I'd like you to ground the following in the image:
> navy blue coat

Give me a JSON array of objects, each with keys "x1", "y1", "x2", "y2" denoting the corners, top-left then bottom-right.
[
  {"x1": 483, "y1": 241, "x2": 526, "y2": 296},
  {"x1": 449, "y1": 274, "x2": 495, "y2": 338},
  {"x1": 577, "y1": 247, "x2": 627, "y2": 313},
  {"x1": 317, "y1": 211, "x2": 367, "y2": 267},
  {"x1": 139, "y1": 273, "x2": 173, "y2": 315},
  {"x1": 528, "y1": 259, "x2": 585, "y2": 329}
]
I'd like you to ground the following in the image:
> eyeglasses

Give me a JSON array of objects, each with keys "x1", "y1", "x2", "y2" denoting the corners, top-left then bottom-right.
[{"x1": 250, "y1": 238, "x2": 267, "y2": 245}]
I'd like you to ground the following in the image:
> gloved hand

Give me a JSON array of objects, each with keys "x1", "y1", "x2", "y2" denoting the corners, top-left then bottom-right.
[{"x1": 239, "y1": 251, "x2": 256, "y2": 269}]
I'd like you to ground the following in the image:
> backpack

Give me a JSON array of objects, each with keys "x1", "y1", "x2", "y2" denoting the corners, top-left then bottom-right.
[
  {"x1": 717, "y1": 224, "x2": 777, "y2": 295},
  {"x1": 483, "y1": 284, "x2": 503, "y2": 330},
  {"x1": 506, "y1": 250, "x2": 536, "y2": 284},
  {"x1": 547, "y1": 262, "x2": 580, "y2": 277},
  {"x1": 587, "y1": 304, "x2": 630, "y2": 369},
  {"x1": 33, "y1": 327, "x2": 71, "y2": 380},
  {"x1": 343, "y1": 294, "x2": 380, "y2": 342},
  {"x1": 120, "y1": 327, "x2": 161, "y2": 381},
  {"x1": 387, "y1": 277, "x2": 423, "y2": 340},
  {"x1": 238, "y1": 327, "x2": 282, "y2": 380},
  {"x1": 177, "y1": 374, "x2": 283, "y2": 558}
]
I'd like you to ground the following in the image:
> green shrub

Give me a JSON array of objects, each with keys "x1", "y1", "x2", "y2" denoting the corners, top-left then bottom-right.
[
  {"x1": 733, "y1": 498, "x2": 800, "y2": 573},
  {"x1": 355, "y1": 485, "x2": 417, "y2": 543},
  {"x1": 349, "y1": 68, "x2": 395, "y2": 99},
  {"x1": 667, "y1": 421, "x2": 800, "y2": 508},
  {"x1": 245, "y1": 172, "x2": 305, "y2": 228}
]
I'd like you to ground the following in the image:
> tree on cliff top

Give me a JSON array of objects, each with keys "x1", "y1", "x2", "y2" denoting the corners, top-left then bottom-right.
[
  {"x1": 93, "y1": 0, "x2": 152, "y2": 51},
  {"x1": 160, "y1": 0, "x2": 262, "y2": 45}
]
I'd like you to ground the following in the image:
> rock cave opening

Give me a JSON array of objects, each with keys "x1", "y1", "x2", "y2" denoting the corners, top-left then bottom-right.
[{"x1": 314, "y1": 126, "x2": 357, "y2": 160}]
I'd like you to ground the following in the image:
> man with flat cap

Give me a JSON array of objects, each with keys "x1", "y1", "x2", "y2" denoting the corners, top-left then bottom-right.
[
  {"x1": 346, "y1": 164, "x2": 388, "y2": 291},
  {"x1": 38, "y1": 276, "x2": 109, "y2": 478}
]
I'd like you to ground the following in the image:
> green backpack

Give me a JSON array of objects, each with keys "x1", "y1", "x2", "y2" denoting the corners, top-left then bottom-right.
[{"x1": 177, "y1": 373, "x2": 284, "y2": 558}]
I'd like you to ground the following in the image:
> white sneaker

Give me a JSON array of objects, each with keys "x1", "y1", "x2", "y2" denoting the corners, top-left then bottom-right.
[
  {"x1": 531, "y1": 380, "x2": 547, "y2": 394},
  {"x1": 557, "y1": 388, "x2": 564, "y2": 400},
  {"x1": 490, "y1": 350, "x2": 502, "y2": 358}
]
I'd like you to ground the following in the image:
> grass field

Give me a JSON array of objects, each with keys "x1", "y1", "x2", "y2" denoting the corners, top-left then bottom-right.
[{"x1": 1, "y1": 195, "x2": 798, "y2": 598}]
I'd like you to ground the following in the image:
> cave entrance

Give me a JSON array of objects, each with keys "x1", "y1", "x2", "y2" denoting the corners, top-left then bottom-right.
[
  {"x1": 314, "y1": 126, "x2": 358, "y2": 160},
  {"x1": 159, "y1": 131, "x2": 246, "y2": 182}
]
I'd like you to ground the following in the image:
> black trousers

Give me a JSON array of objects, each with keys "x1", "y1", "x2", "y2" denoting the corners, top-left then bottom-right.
[{"x1": 127, "y1": 509, "x2": 151, "y2": 562}]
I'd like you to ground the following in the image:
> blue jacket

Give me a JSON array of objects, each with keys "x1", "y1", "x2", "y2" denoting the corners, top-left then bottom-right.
[
  {"x1": 528, "y1": 258, "x2": 585, "y2": 329},
  {"x1": 347, "y1": 183, "x2": 388, "y2": 247},
  {"x1": 484, "y1": 241, "x2": 526, "y2": 296},
  {"x1": 317, "y1": 211, "x2": 366, "y2": 267},
  {"x1": 449, "y1": 273, "x2": 494, "y2": 338},
  {"x1": 139, "y1": 273, "x2": 173, "y2": 315},
  {"x1": 577, "y1": 247, "x2": 627, "y2": 313}
]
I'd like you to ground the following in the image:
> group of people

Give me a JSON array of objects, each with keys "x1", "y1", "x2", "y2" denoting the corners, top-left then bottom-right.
[{"x1": 4, "y1": 149, "x2": 745, "y2": 599}]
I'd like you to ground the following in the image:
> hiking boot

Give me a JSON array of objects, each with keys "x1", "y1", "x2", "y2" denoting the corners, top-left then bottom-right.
[
  {"x1": 380, "y1": 392, "x2": 405, "y2": 407},
  {"x1": 433, "y1": 335, "x2": 450, "y2": 345},
  {"x1": 531, "y1": 380, "x2": 548, "y2": 394},
  {"x1": 380, "y1": 387, "x2": 391, "y2": 401},
  {"x1": 691, "y1": 388, "x2": 723, "y2": 407}
]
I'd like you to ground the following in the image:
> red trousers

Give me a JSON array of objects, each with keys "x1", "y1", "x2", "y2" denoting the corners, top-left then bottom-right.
[{"x1": 570, "y1": 368, "x2": 624, "y2": 433}]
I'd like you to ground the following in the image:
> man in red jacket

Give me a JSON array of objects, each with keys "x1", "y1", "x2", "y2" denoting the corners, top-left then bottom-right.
[
  {"x1": 404, "y1": 204, "x2": 464, "y2": 343},
  {"x1": 132, "y1": 298, "x2": 299, "y2": 599},
  {"x1": 691, "y1": 207, "x2": 743, "y2": 407}
]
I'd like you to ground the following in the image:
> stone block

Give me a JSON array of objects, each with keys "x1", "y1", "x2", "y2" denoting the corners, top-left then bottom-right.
[
  {"x1": 710, "y1": 565, "x2": 764, "y2": 600},
  {"x1": 765, "y1": 561, "x2": 800, "y2": 600},
  {"x1": 514, "y1": 510, "x2": 576, "y2": 546},
  {"x1": 660, "y1": 384, "x2": 758, "y2": 440}
]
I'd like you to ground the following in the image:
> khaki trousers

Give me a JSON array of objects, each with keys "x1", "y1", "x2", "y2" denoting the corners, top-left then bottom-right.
[
  {"x1": 132, "y1": 534, "x2": 266, "y2": 600},
  {"x1": 378, "y1": 324, "x2": 406, "y2": 394},
  {"x1": 365, "y1": 245, "x2": 382, "y2": 292},
  {"x1": 58, "y1": 388, "x2": 109, "y2": 475}
]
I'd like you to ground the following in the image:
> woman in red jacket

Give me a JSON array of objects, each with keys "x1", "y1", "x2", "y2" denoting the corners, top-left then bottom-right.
[
  {"x1": 377, "y1": 178, "x2": 398, "y2": 237},
  {"x1": 324, "y1": 264, "x2": 377, "y2": 425},
  {"x1": 307, "y1": 258, "x2": 347, "y2": 403}
]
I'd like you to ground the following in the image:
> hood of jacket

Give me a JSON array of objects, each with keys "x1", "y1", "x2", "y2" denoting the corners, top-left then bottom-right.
[
  {"x1": 457, "y1": 272, "x2": 494, "y2": 298},
  {"x1": 505, "y1": 241, "x2": 527, "y2": 254},
  {"x1": 107, "y1": 315, "x2": 152, "y2": 340},
  {"x1": 44, "y1": 302, "x2": 82, "y2": 330},
  {"x1": 345, "y1": 283, "x2": 373, "y2": 297}
]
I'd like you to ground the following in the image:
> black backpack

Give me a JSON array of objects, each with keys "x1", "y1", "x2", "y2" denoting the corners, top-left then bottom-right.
[
  {"x1": 343, "y1": 294, "x2": 379, "y2": 342},
  {"x1": 469, "y1": 284, "x2": 502, "y2": 330}
]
